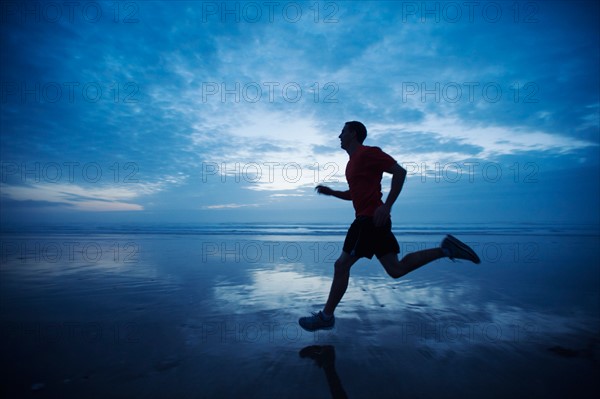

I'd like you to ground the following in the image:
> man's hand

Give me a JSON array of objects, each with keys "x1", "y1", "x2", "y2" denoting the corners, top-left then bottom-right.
[
  {"x1": 315, "y1": 185, "x2": 334, "y2": 196},
  {"x1": 315, "y1": 186, "x2": 352, "y2": 201},
  {"x1": 373, "y1": 204, "x2": 391, "y2": 227}
]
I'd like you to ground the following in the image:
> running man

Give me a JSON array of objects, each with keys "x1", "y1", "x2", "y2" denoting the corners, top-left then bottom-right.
[{"x1": 299, "y1": 121, "x2": 480, "y2": 332}]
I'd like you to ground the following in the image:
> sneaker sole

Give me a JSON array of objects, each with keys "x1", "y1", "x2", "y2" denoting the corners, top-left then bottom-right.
[{"x1": 298, "y1": 320, "x2": 335, "y2": 332}]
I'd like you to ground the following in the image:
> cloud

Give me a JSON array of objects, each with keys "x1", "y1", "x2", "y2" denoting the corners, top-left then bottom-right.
[
  {"x1": 0, "y1": 182, "x2": 144, "y2": 211},
  {"x1": 370, "y1": 116, "x2": 597, "y2": 161},
  {"x1": 1, "y1": 1, "x2": 598, "y2": 223}
]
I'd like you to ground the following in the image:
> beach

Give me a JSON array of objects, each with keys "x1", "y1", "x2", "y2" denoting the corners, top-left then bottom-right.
[{"x1": 1, "y1": 224, "x2": 599, "y2": 398}]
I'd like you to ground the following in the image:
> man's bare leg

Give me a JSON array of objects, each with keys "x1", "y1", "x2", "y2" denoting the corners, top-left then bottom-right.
[
  {"x1": 378, "y1": 235, "x2": 481, "y2": 278},
  {"x1": 300, "y1": 236, "x2": 480, "y2": 331},
  {"x1": 323, "y1": 251, "x2": 359, "y2": 315},
  {"x1": 378, "y1": 248, "x2": 446, "y2": 279},
  {"x1": 323, "y1": 248, "x2": 445, "y2": 315},
  {"x1": 299, "y1": 251, "x2": 359, "y2": 331}
]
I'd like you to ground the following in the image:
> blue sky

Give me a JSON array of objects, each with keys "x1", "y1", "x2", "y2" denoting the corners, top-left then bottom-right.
[{"x1": 1, "y1": 0, "x2": 598, "y2": 226}]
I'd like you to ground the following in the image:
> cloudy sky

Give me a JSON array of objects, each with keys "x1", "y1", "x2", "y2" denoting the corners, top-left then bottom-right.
[{"x1": 1, "y1": 1, "x2": 598, "y2": 226}]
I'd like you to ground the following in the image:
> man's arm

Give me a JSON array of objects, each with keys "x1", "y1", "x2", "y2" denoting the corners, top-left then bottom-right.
[
  {"x1": 373, "y1": 163, "x2": 407, "y2": 226},
  {"x1": 315, "y1": 185, "x2": 352, "y2": 201}
]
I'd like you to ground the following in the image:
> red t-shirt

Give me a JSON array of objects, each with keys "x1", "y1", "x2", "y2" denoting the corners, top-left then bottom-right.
[{"x1": 345, "y1": 145, "x2": 397, "y2": 217}]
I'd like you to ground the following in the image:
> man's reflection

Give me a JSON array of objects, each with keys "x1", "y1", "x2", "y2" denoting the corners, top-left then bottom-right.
[{"x1": 299, "y1": 345, "x2": 348, "y2": 399}]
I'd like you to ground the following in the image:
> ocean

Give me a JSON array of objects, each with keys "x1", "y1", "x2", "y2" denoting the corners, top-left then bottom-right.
[{"x1": 1, "y1": 222, "x2": 599, "y2": 398}]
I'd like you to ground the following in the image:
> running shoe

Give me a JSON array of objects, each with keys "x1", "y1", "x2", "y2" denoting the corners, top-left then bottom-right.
[
  {"x1": 441, "y1": 234, "x2": 481, "y2": 264},
  {"x1": 299, "y1": 311, "x2": 335, "y2": 332}
]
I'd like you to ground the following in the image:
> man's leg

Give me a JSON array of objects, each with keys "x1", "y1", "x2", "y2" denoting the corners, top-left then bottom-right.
[
  {"x1": 299, "y1": 251, "x2": 360, "y2": 331},
  {"x1": 323, "y1": 251, "x2": 360, "y2": 315},
  {"x1": 378, "y1": 248, "x2": 445, "y2": 279},
  {"x1": 378, "y1": 235, "x2": 480, "y2": 278}
]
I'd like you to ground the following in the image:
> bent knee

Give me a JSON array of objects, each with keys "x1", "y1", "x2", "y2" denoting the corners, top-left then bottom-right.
[{"x1": 386, "y1": 269, "x2": 403, "y2": 279}]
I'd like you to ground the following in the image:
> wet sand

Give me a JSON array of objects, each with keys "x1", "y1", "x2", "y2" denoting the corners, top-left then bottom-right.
[{"x1": 1, "y1": 229, "x2": 599, "y2": 398}]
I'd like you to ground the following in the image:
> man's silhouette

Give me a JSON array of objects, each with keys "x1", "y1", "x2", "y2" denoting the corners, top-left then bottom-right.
[
  {"x1": 299, "y1": 121, "x2": 480, "y2": 331},
  {"x1": 299, "y1": 345, "x2": 348, "y2": 399}
]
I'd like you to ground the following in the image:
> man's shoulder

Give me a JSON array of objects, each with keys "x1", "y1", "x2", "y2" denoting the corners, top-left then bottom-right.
[
  {"x1": 359, "y1": 145, "x2": 383, "y2": 153},
  {"x1": 361, "y1": 145, "x2": 392, "y2": 157},
  {"x1": 358, "y1": 145, "x2": 397, "y2": 168}
]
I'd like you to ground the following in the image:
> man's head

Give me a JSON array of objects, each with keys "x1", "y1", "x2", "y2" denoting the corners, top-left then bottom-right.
[
  {"x1": 339, "y1": 121, "x2": 367, "y2": 151},
  {"x1": 345, "y1": 121, "x2": 367, "y2": 143}
]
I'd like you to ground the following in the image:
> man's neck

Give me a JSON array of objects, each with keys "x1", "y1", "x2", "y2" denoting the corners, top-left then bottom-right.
[{"x1": 346, "y1": 142, "x2": 362, "y2": 157}]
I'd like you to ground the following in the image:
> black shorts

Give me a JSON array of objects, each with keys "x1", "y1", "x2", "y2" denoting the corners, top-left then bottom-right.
[{"x1": 342, "y1": 216, "x2": 400, "y2": 259}]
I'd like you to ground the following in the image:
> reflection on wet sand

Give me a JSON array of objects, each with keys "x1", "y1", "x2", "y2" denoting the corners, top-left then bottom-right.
[
  {"x1": 300, "y1": 345, "x2": 348, "y2": 399},
  {"x1": 1, "y1": 234, "x2": 599, "y2": 398},
  {"x1": 210, "y1": 262, "x2": 598, "y2": 353}
]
